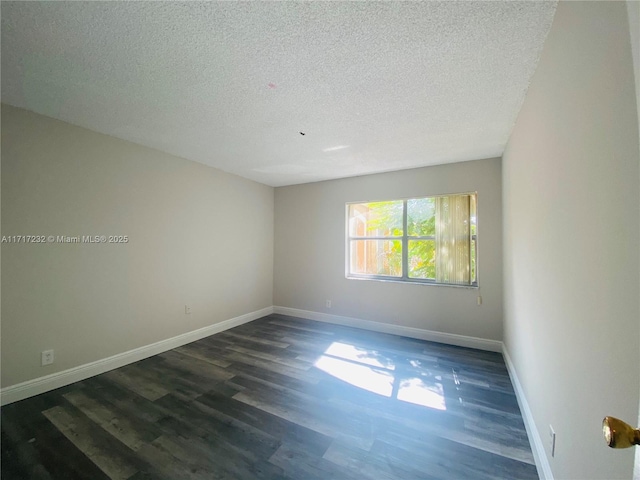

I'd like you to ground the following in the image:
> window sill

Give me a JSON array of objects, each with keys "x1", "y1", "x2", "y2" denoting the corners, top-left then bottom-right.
[{"x1": 346, "y1": 275, "x2": 479, "y2": 289}]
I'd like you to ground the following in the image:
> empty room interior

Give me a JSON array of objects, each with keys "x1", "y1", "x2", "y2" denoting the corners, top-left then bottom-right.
[{"x1": 1, "y1": 1, "x2": 640, "y2": 479}]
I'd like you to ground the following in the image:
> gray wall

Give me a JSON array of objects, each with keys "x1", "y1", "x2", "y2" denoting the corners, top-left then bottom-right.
[
  {"x1": 1, "y1": 105, "x2": 274, "y2": 388},
  {"x1": 274, "y1": 158, "x2": 503, "y2": 341},
  {"x1": 503, "y1": 2, "x2": 640, "y2": 479}
]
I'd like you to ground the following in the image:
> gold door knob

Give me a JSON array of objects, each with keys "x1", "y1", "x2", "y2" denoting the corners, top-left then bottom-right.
[{"x1": 602, "y1": 416, "x2": 640, "y2": 448}]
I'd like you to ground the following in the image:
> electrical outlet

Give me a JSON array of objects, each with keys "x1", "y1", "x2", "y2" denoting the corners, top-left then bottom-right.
[
  {"x1": 326, "y1": 299, "x2": 332, "y2": 308},
  {"x1": 41, "y1": 350, "x2": 54, "y2": 366},
  {"x1": 185, "y1": 305, "x2": 192, "y2": 315},
  {"x1": 477, "y1": 296, "x2": 483, "y2": 306},
  {"x1": 549, "y1": 425, "x2": 556, "y2": 457}
]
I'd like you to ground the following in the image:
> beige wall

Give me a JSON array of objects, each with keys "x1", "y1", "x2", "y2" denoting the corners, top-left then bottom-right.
[
  {"x1": 503, "y1": 2, "x2": 640, "y2": 479},
  {"x1": 1, "y1": 105, "x2": 274, "y2": 388},
  {"x1": 626, "y1": 2, "x2": 640, "y2": 478},
  {"x1": 274, "y1": 158, "x2": 503, "y2": 341}
]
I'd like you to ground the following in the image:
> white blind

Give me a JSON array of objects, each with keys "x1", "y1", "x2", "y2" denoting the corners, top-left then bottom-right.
[{"x1": 435, "y1": 195, "x2": 471, "y2": 285}]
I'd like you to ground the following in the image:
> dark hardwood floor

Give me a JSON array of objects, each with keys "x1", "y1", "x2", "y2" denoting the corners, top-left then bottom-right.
[{"x1": 1, "y1": 314, "x2": 538, "y2": 479}]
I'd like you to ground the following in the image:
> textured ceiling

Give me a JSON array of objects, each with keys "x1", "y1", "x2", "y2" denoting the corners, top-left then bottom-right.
[{"x1": 1, "y1": 1, "x2": 557, "y2": 187}]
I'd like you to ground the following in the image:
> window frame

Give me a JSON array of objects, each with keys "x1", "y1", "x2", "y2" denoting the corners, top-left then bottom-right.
[{"x1": 345, "y1": 192, "x2": 478, "y2": 288}]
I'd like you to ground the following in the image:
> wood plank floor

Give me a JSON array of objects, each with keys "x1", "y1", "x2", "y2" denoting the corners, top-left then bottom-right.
[{"x1": 1, "y1": 314, "x2": 538, "y2": 479}]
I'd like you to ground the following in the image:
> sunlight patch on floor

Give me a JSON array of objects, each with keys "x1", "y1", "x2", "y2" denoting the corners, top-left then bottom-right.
[
  {"x1": 397, "y1": 377, "x2": 446, "y2": 410},
  {"x1": 315, "y1": 355, "x2": 394, "y2": 397},
  {"x1": 323, "y1": 342, "x2": 395, "y2": 370},
  {"x1": 315, "y1": 341, "x2": 447, "y2": 411}
]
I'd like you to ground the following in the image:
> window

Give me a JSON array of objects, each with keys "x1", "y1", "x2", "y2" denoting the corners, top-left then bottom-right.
[{"x1": 347, "y1": 193, "x2": 477, "y2": 286}]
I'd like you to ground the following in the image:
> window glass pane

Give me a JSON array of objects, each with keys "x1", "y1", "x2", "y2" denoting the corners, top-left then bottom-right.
[
  {"x1": 407, "y1": 198, "x2": 435, "y2": 237},
  {"x1": 349, "y1": 201, "x2": 403, "y2": 237},
  {"x1": 350, "y1": 240, "x2": 402, "y2": 277},
  {"x1": 408, "y1": 239, "x2": 435, "y2": 279}
]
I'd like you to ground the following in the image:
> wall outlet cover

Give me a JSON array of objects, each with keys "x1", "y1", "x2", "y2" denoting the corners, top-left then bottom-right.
[{"x1": 41, "y1": 350, "x2": 54, "y2": 366}]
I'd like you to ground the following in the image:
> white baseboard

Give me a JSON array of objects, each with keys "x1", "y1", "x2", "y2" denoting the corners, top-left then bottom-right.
[
  {"x1": 272, "y1": 306, "x2": 503, "y2": 352},
  {"x1": 502, "y1": 345, "x2": 553, "y2": 480},
  {"x1": 0, "y1": 306, "x2": 274, "y2": 406}
]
